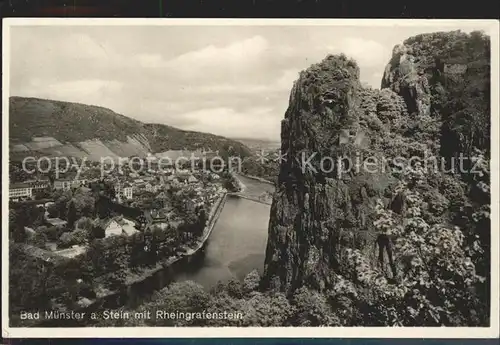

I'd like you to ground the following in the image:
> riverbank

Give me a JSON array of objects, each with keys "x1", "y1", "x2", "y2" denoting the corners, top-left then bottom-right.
[
  {"x1": 60, "y1": 194, "x2": 227, "y2": 320},
  {"x1": 238, "y1": 173, "x2": 275, "y2": 186},
  {"x1": 116, "y1": 192, "x2": 228, "y2": 287},
  {"x1": 177, "y1": 192, "x2": 227, "y2": 257},
  {"x1": 229, "y1": 172, "x2": 246, "y2": 192}
]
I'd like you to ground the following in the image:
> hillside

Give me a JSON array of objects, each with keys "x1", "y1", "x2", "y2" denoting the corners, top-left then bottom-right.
[
  {"x1": 232, "y1": 137, "x2": 281, "y2": 151},
  {"x1": 9, "y1": 96, "x2": 252, "y2": 161}
]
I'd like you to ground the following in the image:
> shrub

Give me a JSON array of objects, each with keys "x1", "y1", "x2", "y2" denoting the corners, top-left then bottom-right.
[
  {"x1": 145, "y1": 281, "x2": 211, "y2": 326},
  {"x1": 289, "y1": 287, "x2": 340, "y2": 326},
  {"x1": 57, "y1": 229, "x2": 88, "y2": 249},
  {"x1": 75, "y1": 217, "x2": 94, "y2": 231}
]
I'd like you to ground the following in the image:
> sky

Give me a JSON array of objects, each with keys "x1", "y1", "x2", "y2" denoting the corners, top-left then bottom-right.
[{"x1": 9, "y1": 22, "x2": 485, "y2": 141}]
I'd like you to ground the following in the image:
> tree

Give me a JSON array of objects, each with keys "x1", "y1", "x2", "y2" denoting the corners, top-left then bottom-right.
[
  {"x1": 47, "y1": 203, "x2": 59, "y2": 218},
  {"x1": 28, "y1": 231, "x2": 48, "y2": 249},
  {"x1": 339, "y1": 164, "x2": 487, "y2": 326},
  {"x1": 55, "y1": 191, "x2": 72, "y2": 219},
  {"x1": 75, "y1": 217, "x2": 94, "y2": 232},
  {"x1": 289, "y1": 287, "x2": 339, "y2": 326},
  {"x1": 10, "y1": 206, "x2": 28, "y2": 243},
  {"x1": 103, "y1": 239, "x2": 129, "y2": 291},
  {"x1": 9, "y1": 245, "x2": 55, "y2": 316},
  {"x1": 241, "y1": 292, "x2": 293, "y2": 327},
  {"x1": 89, "y1": 223, "x2": 106, "y2": 240},
  {"x1": 57, "y1": 229, "x2": 88, "y2": 249},
  {"x1": 129, "y1": 232, "x2": 146, "y2": 269},
  {"x1": 72, "y1": 192, "x2": 96, "y2": 218},
  {"x1": 38, "y1": 225, "x2": 66, "y2": 242},
  {"x1": 144, "y1": 281, "x2": 211, "y2": 326},
  {"x1": 107, "y1": 269, "x2": 127, "y2": 292},
  {"x1": 85, "y1": 240, "x2": 107, "y2": 277}
]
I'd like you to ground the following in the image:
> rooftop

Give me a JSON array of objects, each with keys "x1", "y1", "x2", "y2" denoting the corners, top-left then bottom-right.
[
  {"x1": 54, "y1": 245, "x2": 88, "y2": 258},
  {"x1": 46, "y1": 218, "x2": 68, "y2": 226}
]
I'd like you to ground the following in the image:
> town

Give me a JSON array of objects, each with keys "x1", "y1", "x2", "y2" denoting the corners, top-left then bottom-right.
[{"x1": 8, "y1": 151, "x2": 242, "y2": 325}]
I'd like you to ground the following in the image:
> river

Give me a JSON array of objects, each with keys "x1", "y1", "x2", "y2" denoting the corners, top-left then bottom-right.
[{"x1": 175, "y1": 175, "x2": 274, "y2": 289}]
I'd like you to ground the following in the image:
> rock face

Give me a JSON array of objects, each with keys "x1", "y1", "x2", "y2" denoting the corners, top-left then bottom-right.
[
  {"x1": 381, "y1": 30, "x2": 491, "y2": 157},
  {"x1": 261, "y1": 55, "x2": 404, "y2": 293},
  {"x1": 262, "y1": 30, "x2": 491, "y2": 294}
]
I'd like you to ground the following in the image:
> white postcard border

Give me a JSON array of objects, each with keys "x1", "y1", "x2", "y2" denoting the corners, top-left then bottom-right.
[{"x1": 2, "y1": 18, "x2": 499, "y2": 339}]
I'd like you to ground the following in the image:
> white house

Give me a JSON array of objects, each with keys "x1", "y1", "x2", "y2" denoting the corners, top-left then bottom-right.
[
  {"x1": 121, "y1": 218, "x2": 140, "y2": 236},
  {"x1": 115, "y1": 182, "x2": 133, "y2": 202},
  {"x1": 101, "y1": 218, "x2": 124, "y2": 238},
  {"x1": 98, "y1": 217, "x2": 139, "y2": 238}
]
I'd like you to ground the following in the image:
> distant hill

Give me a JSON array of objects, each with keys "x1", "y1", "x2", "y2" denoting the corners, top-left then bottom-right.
[
  {"x1": 9, "y1": 96, "x2": 252, "y2": 161},
  {"x1": 232, "y1": 137, "x2": 281, "y2": 151}
]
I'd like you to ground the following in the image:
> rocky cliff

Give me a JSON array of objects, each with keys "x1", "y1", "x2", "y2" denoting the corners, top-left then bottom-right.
[{"x1": 262, "y1": 30, "x2": 491, "y2": 295}]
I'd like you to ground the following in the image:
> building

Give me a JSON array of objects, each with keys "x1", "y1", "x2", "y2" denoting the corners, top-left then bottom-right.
[
  {"x1": 115, "y1": 182, "x2": 133, "y2": 203},
  {"x1": 145, "y1": 182, "x2": 154, "y2": 192},
  {"x1": 29, "y1": 179, "x2": 51, "y2": 192},
  {"x1": 9, "y1": 183, "x2": 33, "y2": 200},
  {"x1": 98, "y1": 218, "x2": 124, "y2": 238},
  {"x1": 54, "y1": 245, "x2": 88, "y2": 259},
  {"x1": 54, "y1": 177, "x2": 88, "y2": 191},
  {"x1": 188, "y1": 175, "x2": 199, "y2": 184},
  {"x1": 123, "y1": 185, "x2": 133, "y2": 200},
  {"x1": 144, "y1": 209, "x2": 168, "y2": 224},
  {"x1": 53, "y1": 180, "x2": 72, "y2": 191},
  {"x1": 97, "y1": 217, "x2": 139, "y2": 238},
  {"x1": 120, "y1": 218, "x2": 140, "y2": 236}
]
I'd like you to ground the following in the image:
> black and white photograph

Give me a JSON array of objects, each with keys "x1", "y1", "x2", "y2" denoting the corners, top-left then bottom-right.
[{"x1": 2, "y1": 19, "x2": 498, "y2": 338}]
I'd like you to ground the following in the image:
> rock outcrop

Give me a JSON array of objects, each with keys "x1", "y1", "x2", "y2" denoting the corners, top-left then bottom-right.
[
  {"x1": 382, "y1": 30, "x2": 491, "y2": 157},
  {"x1": 262, "y1": 30, "x2": 491, "y2": 295},
  {"x1": 262, "y1": 54, "x2": 406, "y2": 293}
]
